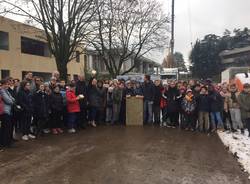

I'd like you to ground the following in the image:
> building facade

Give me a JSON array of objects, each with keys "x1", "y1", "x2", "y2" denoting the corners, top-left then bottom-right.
[
  {"x1": 220, "y1": 46, "x2": 250, "y2": 70},
  {"x1": 0, "y1": 16, "x2": 85, "y2": 81},
  {"x1": 84, "y1": 49, "x2": 162, "y2": 76}
]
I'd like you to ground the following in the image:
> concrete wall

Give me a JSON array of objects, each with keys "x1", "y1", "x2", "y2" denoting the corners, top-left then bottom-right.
[{"x1": 0, "y1": 16, "x2": 85, "y2": 80}]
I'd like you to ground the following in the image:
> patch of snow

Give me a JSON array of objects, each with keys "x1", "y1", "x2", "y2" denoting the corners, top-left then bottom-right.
[{"x1": 218, "y1": 130, "x2": 250, "y2": 177}]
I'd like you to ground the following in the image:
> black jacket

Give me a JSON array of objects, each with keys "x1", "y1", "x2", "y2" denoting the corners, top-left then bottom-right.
[
  {"x1": 142, "y1": 81, "x2": 155, "y2": 101},
  {"x1": 50, "y1": 92, "x2": 64, "y2": 112},
  {"x1": 76, "y1": 80, "x2": 88, "y2": 107},
  {"x1": 17, "y1": 89, "x2": 33, "y2": 113},
  {"x1": 165, "y1": 87, "x2": 179, "y2": 112},
  {"x1": 88, "y1": 86, "x2": 105, "y2": 108},
  {"x1": 196, "y1": 94, "x2": 210, "y2": 112},
  {"x1": 154, "y1": 86, "x2": 162, "y2": 106},
  {"x1": 32, "y1": 90, "x2": 50, "y2": 118},
  {"x1": 209, "y1": 91, "x2": 223, "y2": 112}
]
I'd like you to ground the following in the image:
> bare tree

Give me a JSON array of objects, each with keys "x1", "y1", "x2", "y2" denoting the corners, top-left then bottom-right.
[
  {"x1": 89, "y1": 0, "x2": 169, "y2": 78},
  {"x1": 1, "y1": 0, "x2": 96, "y2": 80}
]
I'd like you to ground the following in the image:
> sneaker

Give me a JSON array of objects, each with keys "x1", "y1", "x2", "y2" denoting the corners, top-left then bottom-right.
[
  {"x1": 28, "y1": 134, "x2": 36, "y2": 139},
  {"x1": 43, "y1": 129, "x2": 51, "y2": 134},
  {"x1": 22, "y1": 135, "x2": 29, "y2": 141},
  {"x1": 52, "y1": 129, "x2": 58, "y2": 135},
  {"x1": 57, "y1": 128, "x2": 64, "y2": 134},
  {"x1": 68, "y1": 128, "x2": 76, "y2": 133},
  {"x1": 91, "y1": 122, "x2": 97, "y2": 127}
]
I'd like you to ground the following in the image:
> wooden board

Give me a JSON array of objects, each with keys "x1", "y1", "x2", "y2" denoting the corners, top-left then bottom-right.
[{"x1": 126, "y1": 97, "x2": 143, "y2": 126}]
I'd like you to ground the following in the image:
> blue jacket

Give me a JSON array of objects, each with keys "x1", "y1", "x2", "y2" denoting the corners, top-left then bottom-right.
[{"x1": 0, "y1": 89, "x2": 15, "y2": 115}]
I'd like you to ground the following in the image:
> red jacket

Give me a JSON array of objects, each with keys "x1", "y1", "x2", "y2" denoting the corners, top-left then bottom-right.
[{"x1": 66, "y1": 89, "x2": 80, "y2": 113}]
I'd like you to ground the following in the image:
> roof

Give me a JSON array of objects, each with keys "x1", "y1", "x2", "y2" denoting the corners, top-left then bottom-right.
[{"x1": 220, "y1": 46, "x2": 250, "y2": 57}]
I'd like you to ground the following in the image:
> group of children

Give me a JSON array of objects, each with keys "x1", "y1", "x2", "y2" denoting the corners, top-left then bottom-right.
[{"x1": 0, "y1": 71, "x2": 250, "y2": 150}]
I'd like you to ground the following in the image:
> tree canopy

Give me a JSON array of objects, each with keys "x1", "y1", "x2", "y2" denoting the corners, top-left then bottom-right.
[{"x1": 190, "y1": 28, "x2": 250, "y2": 79}]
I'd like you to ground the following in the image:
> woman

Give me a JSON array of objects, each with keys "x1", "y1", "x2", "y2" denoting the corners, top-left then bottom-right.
[
  {"x1": 0, "y1": 79, "x2": 15, "y2": 147},
  {"x1": 87, "y1": 78, "x2": 102, "y2": 127},
  {"x1": 17, "y1": 81, "x2": 36, "y2": 141}
]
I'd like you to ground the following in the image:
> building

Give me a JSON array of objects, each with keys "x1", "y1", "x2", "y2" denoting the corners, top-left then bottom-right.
[
  {"x1": 220, "y1": 46, "x2": 250, "y2": 70},
  {"x1": 0, "y1": 16, "x2": 85, "y2": 81},
  {"x1": 85, "y1": 49, "x2": 162, "y2": 76}
]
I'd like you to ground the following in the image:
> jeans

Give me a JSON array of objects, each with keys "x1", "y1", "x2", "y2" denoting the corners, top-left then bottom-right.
[
  {"x1": 143, "y1": 100, "x2": 153, "y2": 124},
  {"x1": 112, "y1": 103, "x2": 121, "y2": 123},
  {"x1": 89, "y1": 106, "x2": 98, "y2": 122},
  {"x1": 67, "y1": 113, "x2": 77, "y2": 129},
  {"x1": 210, "y1": 112, "x2": 223, "y2": 129},
  {"x1": 229, "y1": 108, "x2": 243, "y2": 130},
  {"x1": 106, "y1": 107, "x2": 113, "y2": 122}
]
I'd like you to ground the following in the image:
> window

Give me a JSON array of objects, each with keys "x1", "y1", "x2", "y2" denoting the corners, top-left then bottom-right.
[
  {"x1": 76, "y1": 51, "x2": 80, "y2": 63},
  {"x1": 0, "y1": 31, "x2": 9, "y2": 50},
  {"x1": 1, "y1": 70, "x2": 10, "y2": 79},
  {"x1": 21, "y1": 36, "x2": 50, "y2": 57},
  {"x1": 22, "y1": 71, "x2": 51, "y2": 82}
]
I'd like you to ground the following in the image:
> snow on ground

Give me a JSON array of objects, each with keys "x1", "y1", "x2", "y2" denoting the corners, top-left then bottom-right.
[{"x1": 218, "y1": 130, "x2": 250, "y2": 178}]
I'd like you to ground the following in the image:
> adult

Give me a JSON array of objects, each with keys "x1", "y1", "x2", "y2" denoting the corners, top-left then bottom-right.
[
  {"x1": 17, "y1": 81, "x2": 36, "y2": 141},
  {"x1": 0, "y1": 79, "x2": 15, "y2": 147},
  {"x1": 165, "y1": 81, "x2": 179, "y2": 127},
  {"x1": 75, "y1": 75, "x2": 88, "y2": 128},
  {"x1": 238, "y1": 83, "x2": 250, "y2": 137},
  {"x1": 142, "y1": 75, "x2": 155, "y2": 125}
]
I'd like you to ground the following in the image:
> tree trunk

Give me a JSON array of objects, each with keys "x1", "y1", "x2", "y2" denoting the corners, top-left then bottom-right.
[{"x1": 55, "y1": 59, "x2": 68, "y2": 82}]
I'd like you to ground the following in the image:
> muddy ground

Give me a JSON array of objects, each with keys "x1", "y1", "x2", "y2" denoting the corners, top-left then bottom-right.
[{"x1": 0, "y1": 126, "x2": 249, "y2": 184}]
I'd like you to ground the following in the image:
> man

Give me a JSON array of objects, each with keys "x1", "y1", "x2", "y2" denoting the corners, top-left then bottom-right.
[
  {"x1": 237, "y1": 83, "x2": 250, "y2": 137},
  {"x1": 75, "y1": 75, "x2": 88, "y2": 128},
  {"x1": 52, "y1": 70, "x2": 60, "y2": 83},
  {"x1": 225, "y1": 84, "x2": 244, "y2": 133},
  {"x1": 142, "y1": 75, "x2": 155, "y2": 125}
]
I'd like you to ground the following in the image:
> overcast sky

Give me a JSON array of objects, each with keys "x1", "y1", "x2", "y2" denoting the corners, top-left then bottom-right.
[
  {"x1": 164, "y1": 0, "x2": 250, "y2": 63},
  {"x1": 4, "y1": 0, "x2": 250, "y2": 64}
]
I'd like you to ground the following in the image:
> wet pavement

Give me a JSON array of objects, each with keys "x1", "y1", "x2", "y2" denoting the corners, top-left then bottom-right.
[{"x1": 0, "y1": 126, "x2": 249, "y2": 184}]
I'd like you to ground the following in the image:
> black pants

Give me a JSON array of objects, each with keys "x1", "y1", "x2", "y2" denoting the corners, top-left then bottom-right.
[
  {"x1": 0, "y1": 114, "x2": 13, "y2": 147},
  {"x1": 222, "y1": 110, "x2": 233, "y2": 130},
  {"x1": 20, "y1": 112, "x2": 32, "y2": 135},
  {"x1": 183, "y1": 113, "x2": 196, "y2": 130},
  {"x1": 243, "y1": 118, "x2": 250, "y2": 135},
  {"x1": 153, "y1": 105, "x2": 161, "y2": 124},
  {"x1": 168, "y1": 112, "x2": 179, "y2": 127},
  {"x1": 77, "y1": 106, "x2": 87, "y2": 128},
  {"x1": 51, "y1": 111, "x2": 62, "y2": 129}
]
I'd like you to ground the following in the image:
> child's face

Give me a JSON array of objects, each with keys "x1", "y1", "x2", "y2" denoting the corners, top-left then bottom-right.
[
  {"x1": 54, "y1": 87, "x2": 60, "y2": 93},
  {"x1": 201, "y1": 88, "x2": 207, "y2": 94}
]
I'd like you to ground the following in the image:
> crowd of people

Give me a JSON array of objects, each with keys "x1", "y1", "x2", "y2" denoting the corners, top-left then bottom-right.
[{"x1": 0, "y1": 70, "x2": 250, "y2": 150}]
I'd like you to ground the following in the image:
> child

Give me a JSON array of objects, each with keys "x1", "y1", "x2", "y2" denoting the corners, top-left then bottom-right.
[
  {"x1": 106, "y1": 87, "x2": 113, "y2": 124},
  {"x1": 50, "y1": 85, "x2": 64, "y2": 134},
  {"x1": 197, "y1": 86, "x2": 210, "y2": 133},
  {"x1": 32, "y1": 83, "x2": 50, "y2": 136},
  {"x1": 66, "y1": 83, "x2": 81, "y2": 133},
  {"x1": 181, "y1": 89, "x2": 196, "y2": 131}
]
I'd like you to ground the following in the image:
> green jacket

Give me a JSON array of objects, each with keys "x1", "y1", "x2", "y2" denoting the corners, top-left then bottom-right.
[
  {"x1": 113, "y1": 88, "x2": 122, "y2": 104},
  {"x1": 237, "y1": 91, "x2": 250, "y2": 119}
]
